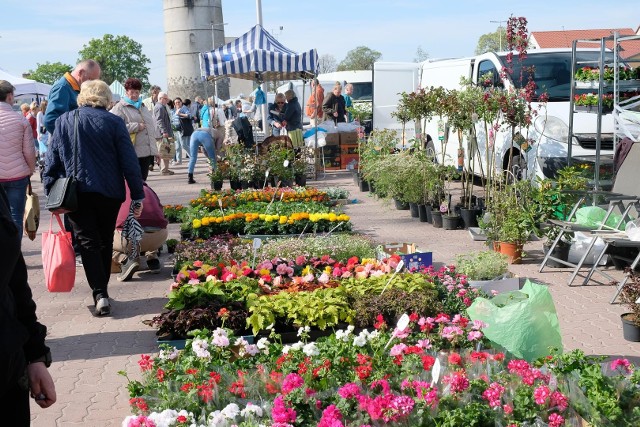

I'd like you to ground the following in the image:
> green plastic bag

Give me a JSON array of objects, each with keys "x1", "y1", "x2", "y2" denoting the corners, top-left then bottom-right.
[
  {"x1": 467, "y1": 280, "x2": 563, "y2": 361},
  {"x1": 574, "y1": 206, "x2": 623, "y2": 229}
]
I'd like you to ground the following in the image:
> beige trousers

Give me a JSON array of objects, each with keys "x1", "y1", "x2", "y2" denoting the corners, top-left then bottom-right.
[{"x1": 112, "y1": 228, "x2": 169, "y2": 264}]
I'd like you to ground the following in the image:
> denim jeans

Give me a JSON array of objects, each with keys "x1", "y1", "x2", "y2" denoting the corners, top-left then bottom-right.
[
  {"x1": 0, "y1": 176, "x2": 29, "y2": 240},
  {"x1": 188, "y1": 130, "x2": 216, "y2": 174},
  {"x1": 173, "y1": 131, "x2": 185, "y2": 162}
]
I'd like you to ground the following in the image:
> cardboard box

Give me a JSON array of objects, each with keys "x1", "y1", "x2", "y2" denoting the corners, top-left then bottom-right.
[
  {"x1": 340, "y1": 131, "x2": 358, "y2": 145},
  {"x1": 341, "y1": 153, "x2": 359, "y2": 170},
  {"x1": 378, "y1": 243, "x2": 433, "y2": 270},
  {"x1": 325, "y1": 133, "x2": 340, "y2": 146},
  {"x1": 341, "y1": 144, "x2": 359, "y2": 154}
]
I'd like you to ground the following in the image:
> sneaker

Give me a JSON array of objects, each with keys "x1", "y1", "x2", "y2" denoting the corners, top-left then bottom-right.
[
  {"x1": 95, "y1": 298, "x2": 111, "y2": 316},
  {"x1": 117, "y1": 257, "x2": 139, "y2": 282},
  {"x1": 161, "y1": 170, "x2": 175, "y2": 176},
  {"x1": 147, "y1": 258, "x2": 161, "y2": 273},
  {"x1": 76, "y1": 255, "x2": 83, "y2": 267}
]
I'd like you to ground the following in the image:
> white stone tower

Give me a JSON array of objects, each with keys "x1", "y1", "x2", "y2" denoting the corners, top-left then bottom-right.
[{"x1": 163, "y1": 0, "x2": 229, "y2": 100}]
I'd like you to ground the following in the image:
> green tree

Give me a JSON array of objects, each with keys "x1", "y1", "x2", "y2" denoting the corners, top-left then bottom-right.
[
  {"x1": 475, "y1": 27, "x2": 507, "y2": 54},
  {"x1": 26, "y1": 61, "x2": 73, "y2": 85},
  {"x1": 414, "y1": 46, "x2": 429, "y2": 63},
  {"x1": 78, "y1": 34, "x2": 151, "y2": 86},
  {"x1": 337, "y1": 46, "x2": 382, "y2": 71}
]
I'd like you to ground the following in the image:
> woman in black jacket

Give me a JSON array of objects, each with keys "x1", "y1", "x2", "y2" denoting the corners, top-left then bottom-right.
[
  {"x1": 322, "y1": 82, "x2": 346, "y2": 125},
  {"x1": 0, "y1": 186, "x2": 56, "y2": 424},
  {"x1": 44, "y1": 80, "x2": 144, "y2": 316},
  {"x1": 282, "y1": 89, "x2": 303, "y2": 132}
]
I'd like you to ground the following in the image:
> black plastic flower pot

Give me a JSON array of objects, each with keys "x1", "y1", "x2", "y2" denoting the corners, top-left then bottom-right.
[
  {"x1": 621, "y1": 313, "x2": 640, "y2": 342},
  {"x1": 431, "y1": 211, "x2": 443, "y2": 228},
  {"x1": 442, "y1": 215, "x2": 460, "y2": 230},
  {"x1": 409, "y1": 202, "x2": 419, "y2": 218},
  {"x1": 418, "y1": 204, "x2": 429, "y2": 222},
  {"x1": 211, "y1": 180, "x2": 223, "y2": 191},
  {"x1": 394, "y1": 199, "x2": 409, "y2": 210},
  {"x1": 460, "y1": 208, "x2": 481, "y2": 229},
  {"x1": 359, "y1": 179, "x2": 370, "y2": 192}
]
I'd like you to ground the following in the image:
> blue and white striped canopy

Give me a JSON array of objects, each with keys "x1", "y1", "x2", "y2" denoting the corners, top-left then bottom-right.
[{"x1": 199, "y1": 24, "x2": 317, "y2": 82}]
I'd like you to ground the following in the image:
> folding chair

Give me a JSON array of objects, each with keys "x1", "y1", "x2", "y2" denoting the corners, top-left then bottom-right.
[{"x1": 539, "y1": 143, "x2": 640, "y2": 291}]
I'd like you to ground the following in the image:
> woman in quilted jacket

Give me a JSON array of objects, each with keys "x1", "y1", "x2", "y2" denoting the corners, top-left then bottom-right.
[
  {"x1": 43, "y1": 80, "x2": 144, "y2": 316},
  {"x1": 110, "y1": 78, "x2": 160, "y2": 180},
  {"x1": 0, "y1": 80, "x2": 37, "y2": 242}
]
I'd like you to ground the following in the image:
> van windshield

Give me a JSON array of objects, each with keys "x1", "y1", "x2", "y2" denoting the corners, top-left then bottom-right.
[{"x1": 497, "y1": 51, "x2": 619, "y2": 101}]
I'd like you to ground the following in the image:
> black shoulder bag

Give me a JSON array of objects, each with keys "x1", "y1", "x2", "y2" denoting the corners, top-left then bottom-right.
[{"x1": 45, "y1": 110, "x2": 79, "y2": 213}]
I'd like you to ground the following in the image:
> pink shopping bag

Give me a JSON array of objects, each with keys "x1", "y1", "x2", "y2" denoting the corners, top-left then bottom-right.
[{"x1": 41, "y1": 213, "x2": 75, "y2": 292}]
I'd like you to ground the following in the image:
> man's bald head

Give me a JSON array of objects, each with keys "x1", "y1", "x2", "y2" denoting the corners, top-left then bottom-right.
[{"x1": 73, "y1": 59, "x2": 102, "y2": 85}]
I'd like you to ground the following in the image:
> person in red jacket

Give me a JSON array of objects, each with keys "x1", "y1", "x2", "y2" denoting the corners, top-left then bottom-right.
[{"x1": 112, "y1": 182, "x2": 168, "y2": 281}]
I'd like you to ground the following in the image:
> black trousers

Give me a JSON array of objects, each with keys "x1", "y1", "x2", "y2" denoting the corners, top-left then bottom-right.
[
  {"x1": 68, "y1": 192, "x2": 121, "y2": 303},
  {"x1": 138, "y1": 155, "x2": 154, "y2": 181},
  {"x1": 0, "y1": 376, "x2": 30, "y2": 426}
]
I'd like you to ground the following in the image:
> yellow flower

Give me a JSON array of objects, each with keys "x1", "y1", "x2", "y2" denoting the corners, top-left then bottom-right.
[
  {"x1": 279, "y1": 216, "x2": 287, "y2": 224},
  {"x1": 328, "y1": 213, "x2": 337, "y2": 222},
  {"x1": 202, "y1": 218, "x2": 210, "y2": 226},
  {"x1": 324, "y1": 266, "x2": 332, "y2": 274},
  {"x1": 192, "y1": 219, "x2": 202, "y2": 229},
  {"x1": 302, "y1": 265, "x2": 311, "y2": 275}
]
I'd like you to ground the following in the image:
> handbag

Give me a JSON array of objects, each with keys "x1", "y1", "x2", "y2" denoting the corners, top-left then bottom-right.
[
  {"x1": 45, "y1": 110, "x2": 79, "y2": 213},
  {"x1": 41, "y1": 213, "x2": 75, "y2": 292},
  {"x1": 157, "y1": 137, "x2": 176, "y2": 160},
  {"x1": 23, "y1": 179, "x2": 40, "y2": 241}
]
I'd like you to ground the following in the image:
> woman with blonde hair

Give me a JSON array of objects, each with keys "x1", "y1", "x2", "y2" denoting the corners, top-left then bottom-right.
[
  {"x1": 322, "y1": 82, "x2": 347, "y2": 125},
  {"x1": 267, "y1": 93, "x2": 287, "y2": 136},
  {"x1": 43, "y1": 80, "x2": 144, "y2": 316}
]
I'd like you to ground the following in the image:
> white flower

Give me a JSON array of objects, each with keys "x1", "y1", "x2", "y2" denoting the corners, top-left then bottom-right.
[
  {"x1": 158, "y1": 347, "x2": 179, "y2": 361},
  {"x1": 335, "y1": 330, "x2": 345, "y2": 340},
  {"x1": 368, "y1": 330, "x2": 380, "y2": 341},
  {"x1": 207, "y1": 411, "x2": 226, "y2": 427},
  {"x1": 240, "y1": 402, "x2": 264, "y2": 418},
  {"x1": 282, "y1": 345, "x2": 291, "y2": 354},
  {"x1": 235, "y1": 337, "x2": 249, "y2": 347},
  {"x1": 297, "y1": 326, "x2": 311, "y2": 336},
  {"x1": 211, "y1": 328, "x2": 230, "y2": 347},
  {"x1": 244, "y1": 344, "x2": 259, "y2": 356},
  {"x1": 291, "y1": 341, "x2": 304, "y2": 351},
  {"x1": 221, "y1": 403, "x2": 240, "y2": 419},
  {"x1": 303, "y1": 342, "x2": 319, "y2": 356},
  {"x1": 192, "y1": 338, "x2": 211, "y2": 359},
  {"x1": 347, "y1": 325, "x2": 355, "y2": 332},
  {"x1": 205, "y1": 274, "x2": 218, "y2": 282},
  {"x1": 353, "y1": 334, "x2": 367, "y2": 347},
  {"x1": 257, "y1": 337, "x2": 269, "y2": 349}
]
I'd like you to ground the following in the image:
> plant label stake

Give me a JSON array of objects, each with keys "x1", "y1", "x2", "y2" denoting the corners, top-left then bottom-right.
[
  {"x1": 298, "y1": 222, "x2": 309, "y2": 239},
  {"x1": 218, "y1": 199, "x2": 225, "y2": 216},
  {"x1": 263, "y1": 168, "x2": 270, "y2": 189},
  {"x1": 380, "y1": 260, "x2": 404, "y2": 295},
  {"x1": 265, "y1": 183, "x2": 281, "y2": 214},
  {"x1": 431, "y1": 358, "x2": 441, "y2": 387},
  {"x1": 324, "y1": 222, "x2": 343, "y2": 237},
  {"x1": 383, "y1": 313, "x2": 410, "y2": 350},
  {"x1": 252, "y1": 238, "x2": 262, "y2": 268}
]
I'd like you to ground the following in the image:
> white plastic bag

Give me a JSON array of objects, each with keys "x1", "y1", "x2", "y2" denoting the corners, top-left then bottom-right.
[
  {"x1": 567, "y1": 231, "x2": 608, "y2": 265},
  {"x1": 625, "y1": 218, "x2": 640, "y2": 241},
  {"x1": 305, "y1": 131, "x2": 327, "y2": 148}
]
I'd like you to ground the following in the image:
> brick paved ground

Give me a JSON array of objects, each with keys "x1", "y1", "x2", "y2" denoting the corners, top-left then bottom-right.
[{"x1": 26, "y1": 161, "x2": 639, "y2": 426}]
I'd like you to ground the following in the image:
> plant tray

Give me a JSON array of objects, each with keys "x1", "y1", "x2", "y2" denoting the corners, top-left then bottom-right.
[
  {"x1": 467, "y1": 228, "x2": 539, "y2": 242},
  {"x1": 377, "y1": 243, "x2": 433, "y2": 270},
  {"x1": 468, "y1": 277, "x2": 522, "y2": 294}
]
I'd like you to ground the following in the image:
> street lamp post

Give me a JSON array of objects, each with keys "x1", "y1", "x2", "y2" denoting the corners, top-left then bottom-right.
[{"x1": 490, "y1": 20, "x2": 507, "y2": 52}]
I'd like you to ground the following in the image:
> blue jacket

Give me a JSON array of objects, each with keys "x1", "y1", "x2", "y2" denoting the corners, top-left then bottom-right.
[
  {"x1": 282, "y1": 96, "x2": 302, "y2": 131},
  {"x1": 43, "y1": 106, "x2": 144, "y2": 202},
  {"x1": 44, "y1": 75, "x2": 79, "y2": 134}
]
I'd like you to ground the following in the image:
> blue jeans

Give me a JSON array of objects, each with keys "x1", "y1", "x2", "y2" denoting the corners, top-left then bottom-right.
[
  {"x1": 173, "y1": 131, "x2": 186, "y2": 162},
  {"x1": 188, "y1": 130, "x2": 216, "y2": 174},
  {"x1": 0, "y1": 176, "x2": 29, "y2": 240}
]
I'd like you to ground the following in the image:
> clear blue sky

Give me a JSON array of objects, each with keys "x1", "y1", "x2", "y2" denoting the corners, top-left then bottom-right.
[{"x1": 1, "y1": 0, "x2": 637, "y2": 88}]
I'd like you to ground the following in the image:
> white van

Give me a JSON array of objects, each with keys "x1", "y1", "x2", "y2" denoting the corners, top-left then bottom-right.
[{"x1": 373, "y1": 49, "x2": 625, "y2": 181}]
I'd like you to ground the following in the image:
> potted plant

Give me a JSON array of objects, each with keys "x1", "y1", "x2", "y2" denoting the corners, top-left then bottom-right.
[
  {"x1": 208, "y1": 160, "x2": 228, "y2": 191},
  {"x1": 481, "y1": 181, "x2": 535, "y2": 264},
  {"x1": 265, "y1": 142, "x2": 295, "y2": 187},
  {"x1": 165, "y1": 238, "x2": 178, "y2": 254},
  {"x1": 292, "y1": 148, "x2": 312, "y2": 187},
  {"x1": 620, "y1": 271, "x2": 640, "y2": 342},
  {"x1": 440, "y1": 165, "x2": 461, "y2": 230},
  {"x1": 456, "y1": 251, "x2": 519, "y2": 293}
]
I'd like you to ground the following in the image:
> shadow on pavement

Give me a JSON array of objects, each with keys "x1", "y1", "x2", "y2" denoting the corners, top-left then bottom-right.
[
  {"x1": 48, "y1": 330, "x2": 159, "y2": 361},
  {"x1": 83, "y1": 296, "x2": 167, "y2": 319}
]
